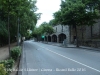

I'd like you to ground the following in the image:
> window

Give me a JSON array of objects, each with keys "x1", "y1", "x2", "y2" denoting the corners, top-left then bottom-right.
[{"x1": 56, "y1": 27, "x2": 57, "y2": 32}]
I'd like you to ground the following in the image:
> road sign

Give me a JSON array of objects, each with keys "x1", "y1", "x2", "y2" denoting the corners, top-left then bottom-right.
[{"x1": 42, "y1": 35, "x2": 44, "y2": 38}]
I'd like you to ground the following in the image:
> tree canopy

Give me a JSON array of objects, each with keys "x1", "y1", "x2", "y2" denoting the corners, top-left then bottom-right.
[
  {"x1": 32, "y1": 22, "x2": 54, "y2": 41},
  {"x1": 52, "y1": 0, "x2": 100, "y2": 47},
  {"x1": 0, "y1": 0, "x2": 39, "y2": 46},
  {"x1": 53, "y1": 0, "x2": 100, "y2": 26}
]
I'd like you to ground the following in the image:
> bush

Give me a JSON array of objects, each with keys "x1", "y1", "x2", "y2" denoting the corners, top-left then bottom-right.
[
  {"x1": 0, "y1": 64, "x2": 7, "y2": 75},
  {"x1": 0, "y1": 58, "x2": 14, "y2": 69},
  {"x1": 0, "y1": 59, "x2": 14, "y2": 74},
  {"x1": 11, "y1": 46, "x2": 21, "y2": 60}
]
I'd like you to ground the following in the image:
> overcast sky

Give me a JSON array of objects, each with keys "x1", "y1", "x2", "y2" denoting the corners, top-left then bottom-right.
[{"x1": 36, "y1": 0, "x2": 61, "y2": 27}]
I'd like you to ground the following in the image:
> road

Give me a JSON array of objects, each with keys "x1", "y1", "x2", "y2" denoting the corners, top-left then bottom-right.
[{"x1": 20, "y1": 40, "x2": 100, "y2": 75}]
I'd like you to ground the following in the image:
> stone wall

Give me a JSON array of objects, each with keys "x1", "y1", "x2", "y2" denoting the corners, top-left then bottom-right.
[
  {"x1": 70, "y1": 19, "x2": 100, "y2": 47},
  {"x1": 48, "y1": 19, "x2": 100, "y2": 47},
  {"x1": 84, "y1": 21, "x2": 100, "y2": 47},
  {"x1": 52, "y1": 25, "x2": 70, "y2": 43}
]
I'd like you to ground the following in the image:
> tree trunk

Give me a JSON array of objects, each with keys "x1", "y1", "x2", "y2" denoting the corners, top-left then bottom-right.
[
  {"x1": 17, "y1": 17, "x2": 20, "y2": 46},
  {"x1": 90, "y1": 25, "x2": 93, "y2": 39},
  {"x1": 69, "y1": 25, "x2": 71, "y2": 43},
  {"x1": 8, "y1": 0, "x2": 11, "y2": 57},
  {"x1": 75, "y1": 25, "x2": 79, "y2": 47},
  {"x1": 8, "y1": 13, "x2": 11, "y2": 57},
  {"x1": 0, "y1": 37, "x2": 2, "y2": 47},
  {"x1": 81, "y1": 26, "x2": 84, "y2": 45}
]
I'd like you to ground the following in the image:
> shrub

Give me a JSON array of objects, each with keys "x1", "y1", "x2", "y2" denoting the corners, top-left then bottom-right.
[
  {"x1": 0, "y1": 59, "x2": 14, "y2": 74},
  {"x1": 0, "y1": 64, "x2": 7, "y2": 75},
  {"x1": 0, "y1": 58, "x2": 14, "y2": 69},
  {"x1": 5, "y1": 59, "x2": 14, "y2": 69},
  {"x1": 11, "y1": 46, "x2": 21, "y2": 60}
]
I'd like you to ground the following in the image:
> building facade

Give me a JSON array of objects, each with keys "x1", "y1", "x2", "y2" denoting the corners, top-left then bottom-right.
[
  {"x1": 70, "y1": 19, "x2": 100, "y2": 47},
  {"x1": 45, "y1": 25, "x2": 70, "y2": 43},
  {"x1": 44, "y1": 20, "x2": 100, "y2": 47}
]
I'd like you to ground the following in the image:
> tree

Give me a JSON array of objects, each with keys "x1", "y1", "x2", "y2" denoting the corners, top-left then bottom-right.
[
  {"x1": 53, "y1": 10, "x2": 62, "y2": 25},
  {"x1": 49, "y1": 19, "x2": 56, "y2": 26},
  {"x1": 0, "y1": 0, "x2": 38, "y2": 56},
  {"x1": 0, "y1": 0, "x2": 38, "y2": 41},
  {"x1": 53, "y1": 0, "x2": 100, "y2": 47},
  {"x1": 32, "y1": 22, "x2": 54, "y2": 41},
  {"x1": 32, "y1": 27, "x2": 42, "y2": 41},
  {"x1": 39, "y1": 22, "x2": 54, "y2": 35},
  {"x1": 0, "y1": 20, "x2": 8, "y2": 46}
]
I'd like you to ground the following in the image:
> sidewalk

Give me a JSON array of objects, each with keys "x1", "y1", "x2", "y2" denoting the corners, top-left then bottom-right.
[
  {"x1": 0, "y1": 43, "x2": 17, "y2": 75},
  {"x1": 44, "y1": 42, "x2": 100, "y2": 51},
  {"x1": 79, "y1": 45, "x2": 100, "y2": 51},
  {"x1": 0, "y1": 43, "x2": 17, "y2": 61}
]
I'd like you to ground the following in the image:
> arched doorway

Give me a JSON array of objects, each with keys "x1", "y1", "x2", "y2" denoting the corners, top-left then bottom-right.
[
  {"x1": 52, "y1": 35, "x2": 57, "y2": 42},
  {"x1": 45, "y1": 36, "x2": 47, "y2": 41},
  {"x1": 58, "y1": 33, "x2": 66, "y2": 43},
  {"x1": 48, "y1": 36, "x2": 51, "y2": 42}
]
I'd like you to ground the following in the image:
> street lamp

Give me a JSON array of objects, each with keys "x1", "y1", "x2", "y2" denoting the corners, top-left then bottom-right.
[
  {"x1": 17, "y1": 17, "x2": 20, "y2": 46},
  {"x1": 16, "y1": 7, "x2": 21, "y2": 46},
  {"x1": 8, "y1": 0, "x2": 11, "y2": 57}
]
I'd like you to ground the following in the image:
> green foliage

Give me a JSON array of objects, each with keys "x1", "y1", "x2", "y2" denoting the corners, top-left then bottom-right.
[
  {"x1": 11, "y1": 46, "x2": 21, "y2": 60},
  {"x1": 33, "y1": 22, "x2": 54, "y2": 37},
  {"x1": 0, "y1": 20, "x2": 8, "y2": 36},
  {"x1": 49, "y1": 19, "x2": 57, "y2": 26},
  {"x1": 0, "y1": 47, "x2": 21, "y2": 74},
  {"x1": 53, "y1": 0, "x2": 100, "y2": 26},
  {"x1": 33, "y1": 27, "x2": 42, "y2": 36},
  {"x1": 0, "y1": 59, "x2": 14, "y2": 69},
  {"x1": 0, "y1": 0, "x2": 39, "y2": 45},
  {"x1": 0, "y1": 64, "x2": 7, "y2": 75},
  {"x1": 0, "y1": 59, "x2": 14, "y2": 74},
  {"x1": 52, "y1": 0, "x2": 100, "y2": 47},
  {"x1": 40, "y1": 22, "x2": 54, "y2": 34},
  {"x1": 53, "y1": 10, "x2": 62, "y2": 25}
]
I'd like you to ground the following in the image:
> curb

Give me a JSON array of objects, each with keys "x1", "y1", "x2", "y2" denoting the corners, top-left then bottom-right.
[
  {"x1": 18, "y1": 42, "x2": 28, "y2": 75},
  {"x1": 47, "y1": 43, "x2": 100, "y2": 51}
]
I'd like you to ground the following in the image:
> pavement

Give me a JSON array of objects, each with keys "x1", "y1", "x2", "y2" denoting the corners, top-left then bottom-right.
[
  {"x1": 18, "y1": 41, "x2": 100, "y2": 75},
  {"x1": 0, "y1": 43, "x2": 18, "y2": 75},
  {"x1": 44, "y1": 42, "x2": 100, "y2": 51},
  {"x1": 0, "y1": 43, "x2": 17, "y2": 61}
]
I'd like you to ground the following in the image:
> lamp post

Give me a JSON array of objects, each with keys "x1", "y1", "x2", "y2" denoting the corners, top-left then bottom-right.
[
  {"x1": 17, "y1": 17, "x2": 20, "y2": 46},
  {"x1": 17, "y1": 7, "x2": 21, "y2": 46},
  {"x1": 8, "y1": 0, "x2": 11, "y2": 57}
]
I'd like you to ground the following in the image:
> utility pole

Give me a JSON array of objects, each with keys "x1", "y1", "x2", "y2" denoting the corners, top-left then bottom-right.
[
  {"x1": 17, "y1": 17, "x2": 20, "y2": 46},
  {"x1": 8, "y1": 0, "x2": 10, "y2": 57}
]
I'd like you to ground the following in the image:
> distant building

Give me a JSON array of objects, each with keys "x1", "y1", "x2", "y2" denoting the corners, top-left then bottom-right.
[
  {"x1": 45, "y1": 25, "x2": 70, "y2": 43},
  {"x1": 70, "y1": 19, "x2": 100, "y2": 47},
  {"x1": 44, "y1": 20, "x2": 100, "y2": 47}
]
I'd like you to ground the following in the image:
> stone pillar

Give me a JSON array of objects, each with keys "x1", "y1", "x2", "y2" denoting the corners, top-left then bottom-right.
[
  {"x1": 47, "y1": 36, "x2": 48, "y2": 43},
  {"x1": 44, "y1": 36, "x2": 45, "y2": 42},
  {"x1": 51, "y1": 36, "x2": 53, "y2": 42},
  {"x1": 57, "y1": 36, "x2": 59, "y2": 43}
]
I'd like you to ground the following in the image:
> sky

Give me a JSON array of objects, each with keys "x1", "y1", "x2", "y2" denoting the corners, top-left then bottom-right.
[{"x1": 36, "y1": 0, "x2": 61, "y2": 27}]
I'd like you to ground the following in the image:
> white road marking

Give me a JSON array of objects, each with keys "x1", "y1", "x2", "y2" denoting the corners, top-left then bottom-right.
[{"x1": 38, "y1": 45, "x2": 100, "y2": 73}]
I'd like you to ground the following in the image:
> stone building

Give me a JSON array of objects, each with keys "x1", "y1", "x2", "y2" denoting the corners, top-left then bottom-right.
[
  {"x1": 70, "y1": 19, "x2": 100, "y2": 47},
  {"x1": 44, "y1": 20, "x2": 100, "y2": 47},
  {"x1": 45, "y1": 25, "x2": 70, "y2": 43}
]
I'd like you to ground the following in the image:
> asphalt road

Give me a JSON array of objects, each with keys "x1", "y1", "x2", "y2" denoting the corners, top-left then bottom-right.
[{"x1": 20, "y1": 40, "x2": 100, "y2": 75}]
